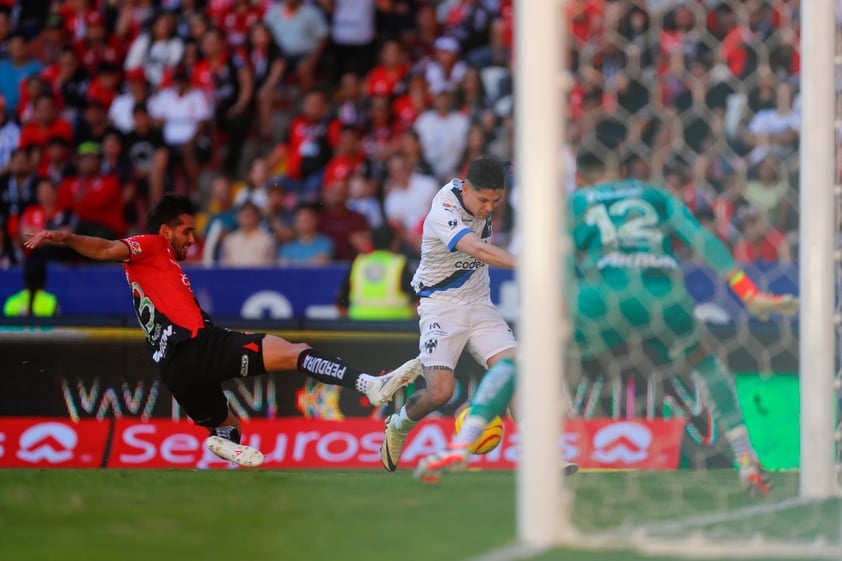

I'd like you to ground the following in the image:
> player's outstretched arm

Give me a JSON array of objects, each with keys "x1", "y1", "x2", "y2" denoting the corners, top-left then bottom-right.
[
  {"x1": 25, "y1": 230, "x2": 131, "y2": 262},
  {"x1": 725, "y1": 268, "x2": 798, "y2": 321},
  {"x1": 454, "y1": 231, "x2": 516, "y2": 269},
  {"x1": 664, "y1": 192, "x2": 798, "y2": 321}
]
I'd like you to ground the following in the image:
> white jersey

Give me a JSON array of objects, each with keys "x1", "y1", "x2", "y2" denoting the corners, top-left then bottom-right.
[{"x1": 411, "y1": 179, "x2": 493, "y2": 304}]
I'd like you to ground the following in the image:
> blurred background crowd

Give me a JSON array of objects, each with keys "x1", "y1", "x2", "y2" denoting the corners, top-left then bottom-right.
[{"x1": 0, "y1": 0, "x2": 810, "y2": 270}]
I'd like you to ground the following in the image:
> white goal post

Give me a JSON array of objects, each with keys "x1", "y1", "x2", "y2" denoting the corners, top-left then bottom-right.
[
  {"x1": 515, "y1": 0, "x2": 568, "y2": 549},
  {"x1": 798, "y1": 0, "x2": 840, "y2": 501}
]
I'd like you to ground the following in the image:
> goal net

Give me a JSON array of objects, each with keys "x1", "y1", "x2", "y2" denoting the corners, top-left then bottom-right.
[{"x1": 515, "y1": 1, "x2": 842, "y2": 558}]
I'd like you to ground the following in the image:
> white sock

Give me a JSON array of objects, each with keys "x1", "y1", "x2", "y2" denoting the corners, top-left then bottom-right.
[
  {"x1": 356, "y1": 373, "x2": 372, "y2": 394},
  {"x1": 392, "y1": 406, "x2": 418, "y2": 434}
]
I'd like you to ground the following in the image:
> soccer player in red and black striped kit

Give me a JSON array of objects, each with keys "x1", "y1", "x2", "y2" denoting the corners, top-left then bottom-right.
[{"x1": 25, "y1": 194, "x2": 421, "y2": 467}]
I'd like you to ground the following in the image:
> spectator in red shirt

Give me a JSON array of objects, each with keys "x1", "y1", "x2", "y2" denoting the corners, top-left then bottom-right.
[
  {"x1": 707, "y1": 2, "x2": 737, "y2": 41},
  {"x1": 74, "y1": 11, "x2": 124, "y2": 76},
  {"x1": 567, "y1": 0, "x2": 604, "y2": 47},
  {"x1": 20, "y1": 94, "x2": 74, "y2": 151},
  {"x1": 268, "y1": 88, "x2": 341, "y2": 202},
  {"x1": 60, "y1": 0, "x2": 98, "y2": 43},
  {"x1": 392, "y1": 72, "x2": 430, "y2": 134},
  {"x1": 86, "y1": 62, "x2": 122, "y2": 110},
  {"x1": 317, "y1": 177, "x2": 371, "y2": 261},
  {"x1": 19, "y1": 94, "x2": 74, "y2": 175},
  {"x1": 366, "y1": 38, "x2": 409, "y2": 98},
  {"x1": 58, "y1": 141, "x2": 126, "y2": 239},
  {"x1": 323, "y1": 125, "x2": 367, "y2": 186},
  {"x1": 732, "y1": 205, "x2": 791, "y2": 264},
  {"x1": 720, "y1": 0, "x2": 777, "y2": 80},
  {"x1": 220, "y1": 0, "x2": 264, "y2": 48},
  {"x1": 208, "y1": 0, "x2": 237, "y2": 29},
  {"x1": 18, "y1": 178, "x2": 78, "y2": 258}
]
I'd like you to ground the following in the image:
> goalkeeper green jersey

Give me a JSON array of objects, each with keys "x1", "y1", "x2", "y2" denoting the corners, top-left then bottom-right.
[{"x1": 569, "y1": 180, "x2": 738, "y2": 361}]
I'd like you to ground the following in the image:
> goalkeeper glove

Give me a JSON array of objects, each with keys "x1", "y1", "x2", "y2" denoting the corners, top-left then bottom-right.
[
  {"x1": 744, "y1": 293, "x2": 799, "y2": 321},
  {"x1": 728, "y1": 270, "x2": 799, "y2": 320}
]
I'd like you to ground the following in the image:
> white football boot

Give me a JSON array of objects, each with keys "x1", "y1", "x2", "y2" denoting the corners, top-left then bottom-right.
[
  {"x1": 380, "y1": 414, "x2": 409, "y2": 472},
  {"x1": 206, "y1": 436, "x2": 265, "y2": 467},
  {"x1": 366, "y1": 357, "x2": 422, "y2": 407},
  {"x1": 414, "y1": 443, "x2": 471, "y2": 483}
]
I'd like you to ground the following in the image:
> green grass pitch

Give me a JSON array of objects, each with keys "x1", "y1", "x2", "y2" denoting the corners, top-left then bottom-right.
[{"x1": 0, "y1": 469, "x2": 838, "y2": 561}]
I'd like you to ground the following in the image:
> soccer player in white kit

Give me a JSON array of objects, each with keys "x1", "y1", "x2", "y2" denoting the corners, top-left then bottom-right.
[{"x1": 380, "y1": 156, "x2": 518, "y2": 471}]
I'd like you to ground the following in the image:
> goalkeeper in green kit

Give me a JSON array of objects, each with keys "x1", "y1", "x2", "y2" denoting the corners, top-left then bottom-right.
[{"x1": 415, "y1": 150, "x2": 798, "y2": 495}]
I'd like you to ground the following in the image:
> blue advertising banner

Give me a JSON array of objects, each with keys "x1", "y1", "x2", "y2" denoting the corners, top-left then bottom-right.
[{"x1": 0, "y1": 263, "x2": 798, "y2": 320}]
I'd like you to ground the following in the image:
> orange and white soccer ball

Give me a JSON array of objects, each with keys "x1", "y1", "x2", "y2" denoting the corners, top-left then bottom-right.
[{"x1": 454, "y1": 406, "x2": 504, "y2": 455}]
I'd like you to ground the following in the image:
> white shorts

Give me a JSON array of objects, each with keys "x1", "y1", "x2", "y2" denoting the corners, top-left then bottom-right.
[{"x1": 417, "y1": 298, "x2": 518, "y2": 370}]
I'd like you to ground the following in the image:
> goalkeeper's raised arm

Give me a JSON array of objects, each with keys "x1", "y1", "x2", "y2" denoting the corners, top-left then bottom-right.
[{"x1": 664, "y1": 191, "x2": 798, "y2": 320}]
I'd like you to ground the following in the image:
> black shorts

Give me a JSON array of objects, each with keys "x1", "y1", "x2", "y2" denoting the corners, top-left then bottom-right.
[{"x1": 160, "y1": 326, "x2": 267, "y2": 428}]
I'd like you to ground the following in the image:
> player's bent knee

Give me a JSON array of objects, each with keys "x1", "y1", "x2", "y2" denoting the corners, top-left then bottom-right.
[
  {"x1": 262, "y1": 336, "x2": 310, "y2": 372},
  {"x1": 427, "y1": 380, "x2": 456, "y2": 406}
]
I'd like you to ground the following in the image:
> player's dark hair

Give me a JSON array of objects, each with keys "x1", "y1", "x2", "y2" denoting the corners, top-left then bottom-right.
[
  {"x1": 576, "y1": 149, "x2": 605, "y2": 172},
  {"x1": 465, "y1": 155, "x2": 505, "y2": 191},
  {"x1": 576, "y1": 149, "x2": 606, "y2": 182},
  {"x1": 148, "y1": 194, "x2": 196, "y2": 234}
]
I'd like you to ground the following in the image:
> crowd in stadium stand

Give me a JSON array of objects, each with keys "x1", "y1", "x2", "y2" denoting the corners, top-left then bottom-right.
[{"x1": 0, "y1": 0, "x2": 805, "y2": 269}]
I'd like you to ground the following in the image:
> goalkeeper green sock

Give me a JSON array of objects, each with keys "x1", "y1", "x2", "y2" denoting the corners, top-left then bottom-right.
[
  {"x1": 694, "y1": 353, "x2": 757, "y2": 460},
  {"x1": 453, "y1": 358, "x2": 516, "y2": 447}
]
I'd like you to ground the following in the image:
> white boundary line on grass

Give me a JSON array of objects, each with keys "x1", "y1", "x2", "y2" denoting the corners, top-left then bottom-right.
[
  {"x1": 620, "y1": 496, "x2": 842, "y2": 559},
  {"x1": 637, "y1": 496, "x2": 813, "y2": 535}
]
